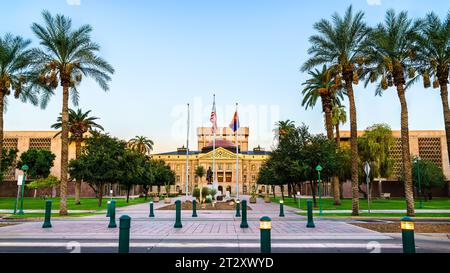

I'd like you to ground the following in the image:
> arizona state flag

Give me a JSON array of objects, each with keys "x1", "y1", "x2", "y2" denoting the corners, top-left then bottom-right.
[{"x1": 229, "y1": 110, "x2": 240, "y2": 132}]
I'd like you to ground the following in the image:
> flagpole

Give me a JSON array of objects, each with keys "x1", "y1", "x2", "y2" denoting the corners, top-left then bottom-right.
[
  {"x1": 212, "y1": 94, "x2": 217, "y2": 190},
  {"x1": 235, "y1": 103, "x2": 239, "y2": 200},
  {"x1": 186, "y1": 103, "x2": 190, "y2": 198}
]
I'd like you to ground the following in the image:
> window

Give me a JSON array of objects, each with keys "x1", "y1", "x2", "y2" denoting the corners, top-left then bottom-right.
[
  {"x1": 218, "y1": 172, "x2": 224, "y2": 183},
  {"x1": 243, "y1": 175, "x2": 247, "y2": 183},
  {"x1": 176, "y1": 175, "x2": 181, "y2": 183},
  {"x1": 218, "y1": 164, "x2": 223, "y2": 171},
  {"x1": 226, "y1": 163, "x2": 231, "y2": 171},
  {"x1": 251, "y1": 165, "x2": 256, "y2": 171},
  {"x1": 252, "y1": 175, "x2": 256, "y2": 182},
  {"x1": 226, "y1": 172, "x2": 232, "y2": 182}
]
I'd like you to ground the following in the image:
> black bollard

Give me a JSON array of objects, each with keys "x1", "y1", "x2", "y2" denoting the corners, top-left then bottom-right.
[
  {"x1": 118, "y1": 215, "x2": 131, "y2": 253},
  {"x1": 240, "y1": 200, "x2": 249, "y2": 228},
  {"x1": 174, "y1": 200, "x2": 182, "y2": 228},
  {"x1": 108, "y1": 200, "x2": 117, "y2": 228},
  {"x1": 42, "y1": 200, "x2": 52, "y2": 228}
]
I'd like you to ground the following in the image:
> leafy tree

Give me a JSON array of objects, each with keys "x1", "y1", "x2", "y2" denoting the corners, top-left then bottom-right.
[
  {"x1": 151, "y1": 160, "x2": 175, "y2": 197},
  {"x1": 0, "y1": 34, "x2": 38, "y2": 172},
  {"x1": 365, "y1": 10, "x2": 422, "y2": 216},
  {"x1": 26, "y1": 175, "x2": 59, "y2": 198},
  {"x1": 302, "y1": 5, "x2": 371, "y2": 216},
  {"x1": 128, "y1": 136, "x2": 154, "y2": 156},
  {"x1": 417, "y1": 12, "x2": 450, "y2": 164},
  {"x1": 0, "y1": 148, "x2": 18, "y2": 181},
  {"x1": 30, "y1": 11, "x2": 114, "y2": 215},
  {"x1": 358, "y1": 124, "x2": 395, "y2": 197},
  {"x1": 412, "y1": 159, "x2": 446, "y2": 201},
  {"x1": 118, "y1": 150, "x2": 146, "y2": 203},
  {"x1": 69, "y1": 133, "x2": 125, "y2": 207},
  {"x1": 139, "y1": 159, "x2": 155, "y2": 200},
  {"x1": 51, "y1": 108, "x2": 104, "y2": 204},
  {"x1": 16, "y1": 149, "x2": 56, "y2": 179}
]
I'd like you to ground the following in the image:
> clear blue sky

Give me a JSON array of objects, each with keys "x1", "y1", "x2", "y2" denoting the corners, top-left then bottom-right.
[{"x1": 2, "y1": 0, "x2": 449, "y2": 153}]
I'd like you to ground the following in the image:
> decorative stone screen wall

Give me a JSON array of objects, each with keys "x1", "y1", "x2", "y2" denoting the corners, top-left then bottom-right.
[
  {"x1": 29, "y1": 138, "x2": 52, "y2": 151},
  {"x1": 418, "y1": 137, "x2": 443, "y2": 168},
  {"x1": 390, "y1": 138, "x2": 403, "y2": 179}
]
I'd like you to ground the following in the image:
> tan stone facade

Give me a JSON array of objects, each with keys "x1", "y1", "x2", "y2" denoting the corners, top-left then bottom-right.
[{"x1": 153, "y1": 127, "x2": 269, "y2": 195}]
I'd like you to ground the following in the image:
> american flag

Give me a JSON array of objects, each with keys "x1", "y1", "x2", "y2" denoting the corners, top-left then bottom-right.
[{"x1": 210, "y1": 98, "x2": 218, "y2": 133}]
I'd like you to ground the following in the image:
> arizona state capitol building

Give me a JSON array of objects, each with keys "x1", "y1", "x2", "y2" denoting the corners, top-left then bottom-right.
[{"x1": 154, "y1": 127, "x2": 270, "y2": 196}]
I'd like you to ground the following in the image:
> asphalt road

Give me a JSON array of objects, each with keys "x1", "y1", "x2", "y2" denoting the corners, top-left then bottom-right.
[{"x1": 0, "y1": 236, "x2": 448, "y2": 253}]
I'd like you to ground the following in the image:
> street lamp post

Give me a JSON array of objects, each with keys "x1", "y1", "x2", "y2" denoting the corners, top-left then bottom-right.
[
  {"x1": 18, "y1": 165, "x2": 29, "y2": 215},
  {"x1": 415, "y1": 157, "x2": 423, "y2": 209},
  {"x1": 316, "y1": 165, "x2": 323, "y2": 216}
]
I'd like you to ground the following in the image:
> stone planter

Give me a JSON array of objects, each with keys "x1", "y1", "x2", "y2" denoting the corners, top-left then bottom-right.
[
  {"x1": 264, "y1": 196, "x2": 271, "y2": 203},
  {"x1": 153, "y1": 196, "x2": 160, "y2": 203},
  {"x1": 164, "y1": 197, "x2": 171, "y2": 204},
  {"x1": 250, "y1": 197, "x2": 257, "y2": 203}
]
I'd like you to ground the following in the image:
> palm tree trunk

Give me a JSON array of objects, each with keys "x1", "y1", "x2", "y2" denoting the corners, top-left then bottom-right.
[
  {"x1": 323, "y1": 98, "x2": 341, "y2": 205},
  {"x1": 345, "y1": 79, "x2": 359, "y2": 216},
  {"x1": 396, "y1": 84, "x2": 415, "y2": 216},
  {"x1": 0, "y1": 93, "x2": 4, "y2": 177},
  {"x1": 439, "y1": 83, "x2": 450, "y2": 164},
  {"x1": 59, "y1": 85, "x2": 70, "y2": 216},
  {"x1": 74, "y1": 140, "x2": 82, "y2": 205},
  {"x1": 335, "y1": 122, "x2": 341, "y2": 149}
]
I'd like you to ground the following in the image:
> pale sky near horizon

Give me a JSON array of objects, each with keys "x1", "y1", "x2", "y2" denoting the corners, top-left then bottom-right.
[{"x1": 2, "y1": 0, "x2": 449, "y2": 153}]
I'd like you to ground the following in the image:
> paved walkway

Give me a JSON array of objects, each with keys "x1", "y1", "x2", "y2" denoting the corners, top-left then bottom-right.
[{"x1": 1, "y1": 197, "x2": 425, "y2": 253}]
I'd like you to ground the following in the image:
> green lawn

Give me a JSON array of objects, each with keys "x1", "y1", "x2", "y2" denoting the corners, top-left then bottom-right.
[
  {"x1": 3, "y1": 212, "x2": 104, "y2": 219},
  {"x1": 0, "y1": 197, "x2": 150, "y2": 211},
  {"x1": 297, "y1": 212, "x2": 450, "y2": 217},
  {"x1": 272, "y1": 197, "x2": 450, "y2": 210}
]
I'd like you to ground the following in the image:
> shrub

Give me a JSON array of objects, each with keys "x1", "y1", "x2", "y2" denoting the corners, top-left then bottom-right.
[
  {"x1": 201, "y1": 187, "x2": 209, "y2": 197},
  {"x1": 193, "y1": 187, "x2": 200, "y2": 199},
  {"x1": 209, "y1": 188, "x2": 217, "y2": 200}
]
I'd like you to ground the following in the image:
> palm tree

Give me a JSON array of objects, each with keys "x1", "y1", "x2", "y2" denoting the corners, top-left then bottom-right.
[
  {"x1": 274, "y1": 120, "x2": 296, "y2": 141},
  {"x1": 417, "y1": 12, "x2": 450, "y2": 163},
  {"x1": 364, "y1": 10, "x2": 422, "y2": 216},
  {"x1": 30, "y1": 11, "x2": 114, "y2": 215},
  {"x1": 195, "y1": 165, "x2": 205, "y2": 203},
  {"x1": 302, "y1": 5, "x2": 371, "y2": 215},
  {"x1": 128, "y1": 136, "x2": 154, "y2": 156},
  {"x1": 0, "y1": 34, "x2": 38, "y2": 171},
  {"x1": 331, "y1": 103, "x2": 347, "y2": 150},
  {"x1": 331, "y1": 103, "x2": 347, "y2": 199},
  {"x1": 51, "y1": 108, "x2": 104, "y2": 205},
  {"x1": 301, "y1": 65, "x2": 344, "y2": 205}
]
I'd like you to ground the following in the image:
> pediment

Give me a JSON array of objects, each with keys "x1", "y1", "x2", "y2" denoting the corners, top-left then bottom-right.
[{"x1": 199, "y1": 147, "x2": 237, "y2": 160}]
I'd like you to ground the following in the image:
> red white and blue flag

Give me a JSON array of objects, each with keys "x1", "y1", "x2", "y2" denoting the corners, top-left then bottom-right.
[
  {"x1": 229, "y1": 109, "x2": 240, "y2": 132},
  {"x1": 210, "y1": 98, "x2": 218, "y2": 133}
]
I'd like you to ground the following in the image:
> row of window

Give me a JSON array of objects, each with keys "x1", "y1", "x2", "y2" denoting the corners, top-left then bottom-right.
[
  {"x1": 175, "y1": 174, "x2": 256, "y2": 183},
  {"x1": 170, "y1": 163, "x2": 258, "y2": 171}
]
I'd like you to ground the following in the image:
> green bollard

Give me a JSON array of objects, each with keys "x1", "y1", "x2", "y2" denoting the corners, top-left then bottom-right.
[
  {"x1": 240, "y1": 200, "x2": 249, "y2": 228},
  {"x1": 149, "y1": 201, "x2": 155, "y2": 218},
  {"x1": 106, "y1": 201, "x2": 111, "y2": 217},
  {"x1": 42, "y1": 200, "x2": 52, "y2": 228},
  {"x1": 192, "y1": 199, "x2": 198, "y2": 217},
  {"x1": 306, "y1": 199, "x2": 315, "y2": 228},
  {"x1": 174, "y1": 200, "x2": 182, "y2": 228},
  {"x1": 235, "y1": 200, "x2": 241, "y2": 217},
  {"x1": 279, "y1": 200, "x2": 285, "y2": 217},
  {"x1": 118, "y1": 215, "x2": 131, "y2": 253},
  {"x1": 108, "y1": 200, "x2": 117, "y2": 228},
  {"x1": 260, "y1": 216, "x2": 271, "y2": 253},
  {"x1": 401, "y1": 217, "x2": 416, "y2": 253}
]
